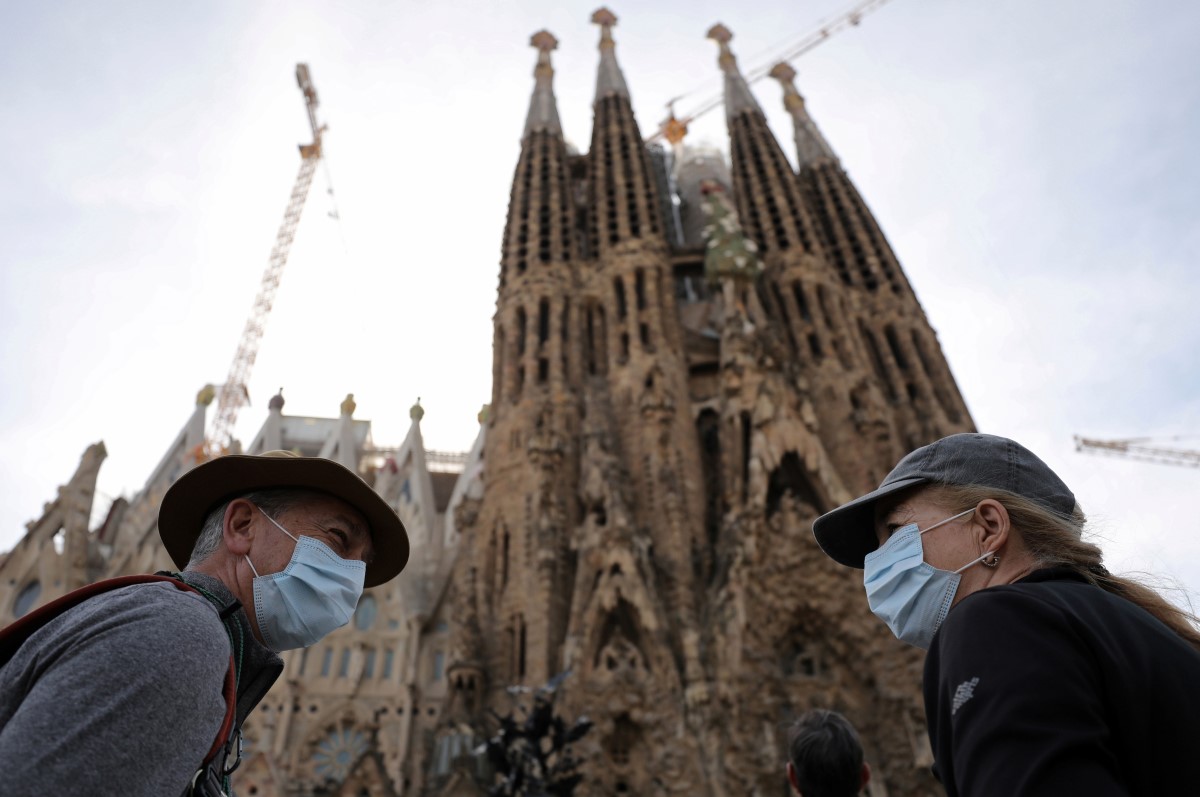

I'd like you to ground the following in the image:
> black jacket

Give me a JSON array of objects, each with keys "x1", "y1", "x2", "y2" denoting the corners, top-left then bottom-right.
[{"x1": 924, "y1": 567, "x2": 1200, "y2": 796}]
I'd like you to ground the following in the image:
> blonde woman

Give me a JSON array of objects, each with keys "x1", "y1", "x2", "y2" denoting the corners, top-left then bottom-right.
[{"x1": 813, "y1": 433, "x2": 1200, "y2": 797}]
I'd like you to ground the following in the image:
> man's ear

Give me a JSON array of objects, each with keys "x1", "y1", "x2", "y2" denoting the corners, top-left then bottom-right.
[
  {"x1": 973, "y1": 498, "x2": 1011, "y2": 557},
  {"x1": 860, "y1": 762, "x2": 871, "y2": 791},
  {"x1": 786, "y1": 762, "x2": 801, "y2": 795},
  {"x1": 222, "y1": 498, "x2": 257, "y2": 556}
]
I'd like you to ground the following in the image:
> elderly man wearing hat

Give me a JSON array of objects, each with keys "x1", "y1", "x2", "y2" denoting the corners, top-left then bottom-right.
[{"x1": 0, "y1": 451, "x2": 408, "y2": 797}]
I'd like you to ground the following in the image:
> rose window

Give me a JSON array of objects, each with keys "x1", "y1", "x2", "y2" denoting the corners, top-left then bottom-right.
[{"x1": 313, "y1": 726, "x2": 368, "y2": 783}]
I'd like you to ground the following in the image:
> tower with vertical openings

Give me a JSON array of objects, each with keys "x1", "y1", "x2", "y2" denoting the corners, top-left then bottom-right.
[
  {"x1": 768, "y1": 60, "x2": 972, "y2": 456},
  {"x1": 440, "y1": 10, "x2": 972, "y2": 797}
]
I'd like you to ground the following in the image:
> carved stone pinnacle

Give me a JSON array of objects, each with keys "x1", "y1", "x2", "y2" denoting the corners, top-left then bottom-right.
[
  {"x1": 592, "y1": 7, "x2": 618, "y2": 27},
  {"x1": 531, "y1": 30, "x2": 559, "y2": 52},
  {"x1": 706, "y1": 23, "x2": 732, "y2": 44},
  {"x1": 768, "y1": 62, "x2": 797, "y2": 84}
]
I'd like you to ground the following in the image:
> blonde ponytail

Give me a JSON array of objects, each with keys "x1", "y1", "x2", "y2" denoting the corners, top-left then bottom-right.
[{"x1": 928, "y1": 484, "x2": 1200, "y2": 653}]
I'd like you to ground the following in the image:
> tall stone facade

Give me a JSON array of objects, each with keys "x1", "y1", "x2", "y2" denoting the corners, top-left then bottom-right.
[
  {"x1": 0, "y1": 10, "x2": 972, "y2": 797},
  {"x1": 436, "y1": 12, "x2": 972, "y2": 797}
]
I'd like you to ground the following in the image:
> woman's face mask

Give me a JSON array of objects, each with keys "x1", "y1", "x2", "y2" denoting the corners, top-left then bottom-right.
[
  {"x1": 862, "y1": 508, "x2": 995, "y2": 649},
  {"x1": 244, "y1": 508, "x2": 366, "y2": 651}
]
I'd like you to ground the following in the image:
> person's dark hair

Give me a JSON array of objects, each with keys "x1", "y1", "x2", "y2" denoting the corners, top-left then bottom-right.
[{"x1": 787, "y1": 709, "x2": 863, "y2": 797}]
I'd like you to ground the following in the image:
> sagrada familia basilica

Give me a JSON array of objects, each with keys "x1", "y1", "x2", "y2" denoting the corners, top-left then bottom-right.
[{"x1": 0, "y1": 10, "x2": 973, "y2": 796}]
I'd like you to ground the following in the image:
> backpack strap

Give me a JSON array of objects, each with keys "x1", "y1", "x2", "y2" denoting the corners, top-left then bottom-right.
[
  {"x1": 202, "y1": 647, "x2": 239, "y2": 765},
  {"x1": 0, "y1": 575, "x2": 240, "y2": 787},
  {"x1": 0, "y1": 575, "x2": 186, "y2": 662}
]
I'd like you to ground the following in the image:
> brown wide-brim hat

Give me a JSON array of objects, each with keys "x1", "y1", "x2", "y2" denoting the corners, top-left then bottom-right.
[{"x1": 159, "y1": 451, "x2": 409, "y2": 588}]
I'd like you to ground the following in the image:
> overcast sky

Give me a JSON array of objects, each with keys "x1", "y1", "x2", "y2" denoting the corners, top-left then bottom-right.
[{"x1": 2, "y1": 0, "x2": 1198, "y2": 609}]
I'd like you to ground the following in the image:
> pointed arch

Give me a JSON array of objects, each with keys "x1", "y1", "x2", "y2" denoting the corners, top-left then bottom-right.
[{"x1": 766, "y1": 451, "x2": 824, "y2": 518}]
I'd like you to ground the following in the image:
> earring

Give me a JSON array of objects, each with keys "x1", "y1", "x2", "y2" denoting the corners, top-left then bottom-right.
[{"x1": 983, "y1": 554, "x2": 1000, "y2": 568}]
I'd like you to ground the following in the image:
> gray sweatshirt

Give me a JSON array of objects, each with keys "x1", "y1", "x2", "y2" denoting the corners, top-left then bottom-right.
[{"x1": 0, "y1": 572, "x2": 281, "y2": 796}]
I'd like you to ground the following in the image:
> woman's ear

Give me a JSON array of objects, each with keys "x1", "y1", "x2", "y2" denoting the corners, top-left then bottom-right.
[
  {"x1": 222, "y1": 498, "x2": 257, "y2": 556},
  {"x1": 973, "y1": 498, "x2": 1011, "y2": 555}
]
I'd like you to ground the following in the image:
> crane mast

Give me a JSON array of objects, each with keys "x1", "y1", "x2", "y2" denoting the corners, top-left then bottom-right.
[{"x1": 205, "y1": 64, "x2": 325, "y2": 459}]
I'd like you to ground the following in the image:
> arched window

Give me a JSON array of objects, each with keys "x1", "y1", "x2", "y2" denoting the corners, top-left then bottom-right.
[
  {"x1": 696, "y1": 410, "x2": 722, "y2": 554},
  {"x1": 13, "y1": 580, "x2": 40, "y2": 618},
  {"x1": 860, "y1": 323, "x2": 896, "y2": 401},
  {"x1": 537, "y1": 298, "x2": 550, "y2": 345},
  {"x1": 766, "y1": 452, "x2": 823, "y2": 518},
  {"x1": 516, "y1": 307, "x2": 527, "y2": 356},
  {"x1": 353, "y1": 595, "x2": 377, "y2": 631}
]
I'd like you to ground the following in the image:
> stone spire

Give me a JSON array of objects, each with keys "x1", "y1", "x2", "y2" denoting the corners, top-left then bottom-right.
[
  {"x1": 500, "y1": 29, "x2": 575, "y2": 289},
  {"x1": 588, "y1": 10, "x2": 663, "y2": 254},
  {"x1": 768, "y1": 62, "x2": 837, "y2": 168},
  {"x1": 706, "y1": 24, "x2": 764, "y2": 122},
  {"x1": 523, "y1": 31, "x2": 563, "y2": 139},
  {"x1": 706, "y1": 24, "x2": 821, "y2": 258},
  {"x1": 592, "y1": 8, "x2": 630, "y2": 100}
]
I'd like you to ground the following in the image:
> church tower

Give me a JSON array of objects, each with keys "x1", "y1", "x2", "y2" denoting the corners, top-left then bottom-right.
[
  {"x1": 768, "y1": 61, "x2": 973, "y2": 453},
  {"x1": 471, "y1": 29, "x2": 583, "y2": 694},
  {"x1": 442, "y1": 12, "x2": 973, "y2": 797},
  {"x1": 707, "y1": 24, "x2": 906, "y2": 495}
]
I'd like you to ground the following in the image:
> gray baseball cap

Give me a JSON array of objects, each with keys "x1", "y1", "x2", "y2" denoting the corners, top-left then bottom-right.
[{"x1": 813, "y1": 433, "x2": 1076, "y2": 568}]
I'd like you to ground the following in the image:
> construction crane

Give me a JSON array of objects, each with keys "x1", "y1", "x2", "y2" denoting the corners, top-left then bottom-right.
[
  {"x1": 204, "y1": 64, "x2": 326, "y2": 459},
  {"x1": 650, "y1": 0, "x2": 896, "y2": 145},
  {"x1": 1074, "y1": 436, "x2": 1200, "y2": 469}
]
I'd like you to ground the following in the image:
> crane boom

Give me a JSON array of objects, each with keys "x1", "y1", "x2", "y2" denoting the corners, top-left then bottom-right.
[
  {"x1": 1074, "y1": 436, "x2": 1200, "y2": 469},
  {"x1": 206, "y1": 64, "x2": 325, "y2": 458},
  {"x1": 651, "y1": 0, "x2": 896, "y2": 144}
]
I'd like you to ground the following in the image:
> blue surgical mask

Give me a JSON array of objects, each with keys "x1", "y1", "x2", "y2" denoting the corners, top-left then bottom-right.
[
  {"x1": 245, "y1": 508, "x2": 366, "y2": 651},
  {"x1": 863, "y1": 508, "x2": 994, "y2": 650}
]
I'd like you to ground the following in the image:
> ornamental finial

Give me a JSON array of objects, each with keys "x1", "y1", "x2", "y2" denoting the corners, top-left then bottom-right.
[
  {"x1": 531, "y1": 30, "x2": 558, "y2": 80},
  {"x1": 769, "y1": 61, "x2": 836, "y2": 165},
  {"x1": 769, "y1": 62, "x2": 797, "y2": 84},
  {"x1": 706, "y1": 23, "x2": 738, "y2": 74},
  {"x1": 769, "y1": 61, "x2": 805, "y2": 113},
  {"x1": 531, "y1": 30, "x2": 558, "y2": 54},
  {"x1": 591, "y1": 7, "x2": 629, "y2": 98},
  {"x1": 706, "y1": 23, "x2": 732, "y2": 45},
  {"x1": 524, "y1": 30, "x2": 564, "y2": 137},
  {"x1": 707, "y1": 23, "x2": 761, "y2": 119},
  {"x1": 592, "y1": 8, "x2": 618, "y2": 50}
]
